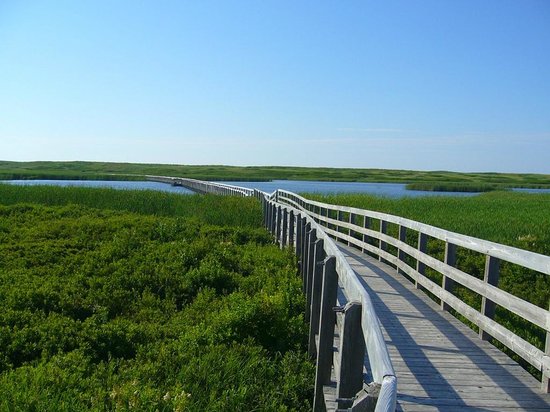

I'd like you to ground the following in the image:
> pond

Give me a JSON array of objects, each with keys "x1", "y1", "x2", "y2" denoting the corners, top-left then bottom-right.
[
  {"x1": 214, "y1": 180, "x2": 480, "y2": 197},
  {"x1": 6, "y1": 179, "x2": 480, "y2": 198},
  {"x1": 5, "y1": 179, "x2": 195, "y2": 194}
]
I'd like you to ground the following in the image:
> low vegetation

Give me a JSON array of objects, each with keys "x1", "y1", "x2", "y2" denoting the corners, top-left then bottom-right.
[
  {"x1": 1, "y1": 160, "x2": 550, "y2": 188},
  {"x1": 0, "y1": 187, "x2": 313, "y2": 411},
  {"x1": 405, "y1": 181, "x2": 503, "y2": 192}
]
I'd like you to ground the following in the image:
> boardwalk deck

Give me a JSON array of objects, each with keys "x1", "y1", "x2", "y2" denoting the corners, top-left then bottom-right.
[{"x1": 338, "y1": 243, "x2": 550, "y2": 412}]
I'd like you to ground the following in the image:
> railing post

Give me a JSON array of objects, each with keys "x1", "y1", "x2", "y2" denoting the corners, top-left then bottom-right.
[
  {"x1": 348, "y1": 212, "x2": 356, "y2": 246},
  {"x1": 282, "y1": 209, "x2": 288, "y2": 248},
  {"x1": 305, "y1": 230, "x2": 318, "y2": 320},
  {"x1": 302, "y1": 224, "x2": 312, "y2": 289},
  {"x1": 397, "y1": 225, "x2": 407, "y2": 275},
  {"x1": 379, "y1": 220, "x2": 388, "y2": 262},
  {"x1": 308, "y1": 239, "x2": 326, "y2": 357},
  {"x1": 441, "y1": 242, "x2": 457, "y2": 311},
  {"x1": 289, "y1": 210, "x2": 295, "y2": 248},
  {"x1": 337, "y1": 302, "x2": 366, "y2": 407},
  {"x1": 479, "y1": 255, "x2": 500, "y2": 340},
  {"x1": 271, "y1": 204, "x2": 277, "y2": 235},
  {"x1": 267, "y1": 203, "x2": 273, "y2": 232},
  {"x1": 416, "y1": 232, "x2": 428, "y2": 289},
  {"x1": 543, "y1": 304, "x2": 550, "y2": 393},
  {"x1": 337, "y1": 210, "x2": 344, "y2": 238},
  {"x1": 276, "y1": 206, "x2": 282, "y2": 245},
  {"x1": 362, "y1": 216, "x2": 371, "y2": 253},
  {"x1": 313, "y1": 256, "x2": 338, "y2": 412},
  {"x1": 296, "y1": 215, "x2": 303, "y2": 258},
  {"x1": 262, "y1": 198, "x2": 269, "y2": 229}
]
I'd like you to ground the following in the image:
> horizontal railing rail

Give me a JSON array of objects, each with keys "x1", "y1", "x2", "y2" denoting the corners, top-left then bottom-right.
[
  {"x1": 147, "y1": 175, "x2": 550, "y2": 407},
  {"x1": 259, "y1": 190, "x2": 397, "y2": 411},
  {"x1": 146, "y1": 175, "x2": 255, "y2": 197},
  {"x1": 275, "y1": 189, "x2": 550, "y2": 392}
]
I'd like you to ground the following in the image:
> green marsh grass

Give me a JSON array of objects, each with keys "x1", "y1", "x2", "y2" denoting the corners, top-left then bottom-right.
[
  {"x1": 0, "y1": 187, "x2": 313, "y2": 410},
  {"x1": 0, "y1": 183, "x2": 261, "y2": 227}
]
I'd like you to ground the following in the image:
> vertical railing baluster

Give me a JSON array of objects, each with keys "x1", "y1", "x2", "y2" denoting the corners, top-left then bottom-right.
[
  {"x1": 397, "y1": 225, "x2": 407, "y2": 275},
  {"x1": 362, "y1": 215, "x2": 371, "y2": 254},
  {"x1": 305, "y1": 230, "x2": 318, "y2": 320},
  {"x1": 543, "y1": 309, "x2": 550, "y2": 393},
  {"x1": 337, "y1": 210, "x2": 344, "y2": 240},
  {"x1": 337, "y1": 302, "x2": 366, "y2": 408},
  {"x1": 313, "y1": 256, "x2": 338, "y2": 412},
  {"x1": 416, "y1": 232, "x2": 428, "y2": 289},
  {"x1": 276, "y1": 206, "x2": 282, "y2": 244},
  {"x1": 302, "y1": 224, "x2": 312, "y2": 290},
  {"x1": 442, "y1": 242, "x2": 457, "y2": 311},
  {"x1": 296, "y1": 214, "x2": 304, "y2": 261},
  {"x1": 379, "y1": 220, "x2": 388, "y2": 262},
  {"x1": 289, "y1": 210, "x2": 295, "y2": 248},
  {"x1": 479, "y1": 255, "x2": 500, "y2": 340},
  {"x1": 282, "y1": 208, "x2": 288, "y2": 248},
  {"x1": 308, "y1": 239, "x2": 326, "y2": 355},
  {"x1": 348, "y1": 212, "x2": 356, "y2": 246}
]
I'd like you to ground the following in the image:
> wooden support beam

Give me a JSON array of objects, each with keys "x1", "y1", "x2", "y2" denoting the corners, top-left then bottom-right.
[
  {"x1": 337, "y1": 302, "x2": 366, "y2": 404},
  {"x1": 308, "y1": 239, "x2": 326, "y2": 357},
  {"x1": 543, "y1": 306, "x2": 550, "y2": 393},
  {"x1": 313, "y1": 256, "x2": 338, "y2": 412},
  {"x1": 348, "y1": 213, "x2": 356, "y2": 246},
  {"x1": 416, "y1": 232, "x2": 428, "y2": 289},
  {"x1": 379, "y1": 220, "x2": 388, "y2": 263},
  {"x1": 442, "y1": 242, "x2": 457, "y2": 311},
  {"x1": 305, "y1": 230, "x2": 318, "y2": 321},
  {"x1": 289, "y1": 210, "x2": 295, "y2": 248},
  {"x1": 480, "y1": 255, "x2": 500, "y2": 340},
  {"x1": 282, "y1": 208, "x2": 288, "y2": 249},
  {"x1": 397, "y1": 225, "x2": 407, "y2": 275},
  {"x1": 362, "y1": 216, "x2": 371, "y2": 254}
]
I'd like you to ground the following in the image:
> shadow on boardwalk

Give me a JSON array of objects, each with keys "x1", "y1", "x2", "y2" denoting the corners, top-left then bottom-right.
[{"x1": 339, "y1": 244, "x2": 550, "y2": 412}]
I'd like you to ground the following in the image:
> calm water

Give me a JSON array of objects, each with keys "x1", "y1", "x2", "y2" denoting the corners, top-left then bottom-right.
[
  {"x1": 6, "y1": 179, "x2": 549, "y2": 198},
  {"x1": 5, "y1": 180, "x2": 195, "y2": 194},
  {"x1": 215, "y1": 180, "x2": 479, "y2": 197},
  {"x1": 6, "y1": 179, "x2": 477, "y2": 198}
]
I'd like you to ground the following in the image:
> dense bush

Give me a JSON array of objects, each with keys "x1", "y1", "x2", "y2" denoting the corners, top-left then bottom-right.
[{"x1": 0, "y1": 203, "x2": 313, "y2": 411}]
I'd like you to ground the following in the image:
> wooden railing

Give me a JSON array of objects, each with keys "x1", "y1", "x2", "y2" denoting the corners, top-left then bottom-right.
[
  {"x1": 147, "y1": 175, "x2": 255, "y2": 197},
  {"x1": 146, "y1": 176, "x2": 550, "y2": 408},
  {"x1": 146, "y1": 176, "x2": 397, "y2": 410},
  {"x1": 261, "y1": 191, "x2": 397, "y2": 411},
  {"x1": 274, "y1": 189, "x2": 550, "y2": 393}
]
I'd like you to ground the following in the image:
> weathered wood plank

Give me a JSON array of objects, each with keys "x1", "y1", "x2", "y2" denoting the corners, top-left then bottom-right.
[{"x1": 337, "y1": 244, "x2": 550, "y2": 411}]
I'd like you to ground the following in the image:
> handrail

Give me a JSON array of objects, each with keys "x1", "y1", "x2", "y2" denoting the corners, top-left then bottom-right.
[
  {"x1": 277, "y1": 190, "x2": 550, "y2": 275},
  {"x1": 146, "y1": 175, "x2": 255, "y2": 197},
  {"x1": 275, "y1": 189, "x2": 550, "y2": 392},
  {"x1": 146, "y1": 175, "x2": 550, "y2": 405},
  {"x1": 260, "y1": 190, "x2": 397, "y2": 411},
  {"x1": 147, "y1": 175, "x2": 397, "y2": 410}
]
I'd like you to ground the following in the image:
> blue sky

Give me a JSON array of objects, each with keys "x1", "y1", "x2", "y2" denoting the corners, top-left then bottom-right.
[{"x1": 1, "y1": 1, "x2": 549, "y2": 173}]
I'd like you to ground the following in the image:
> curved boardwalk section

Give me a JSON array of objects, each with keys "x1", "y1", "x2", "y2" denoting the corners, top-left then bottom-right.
[
  {"x1": 148, "y1": 176, "x2": 550, "y2": 411},
  {"x1": 340, "y1": 244, "x2": 550, "y2": 411}
]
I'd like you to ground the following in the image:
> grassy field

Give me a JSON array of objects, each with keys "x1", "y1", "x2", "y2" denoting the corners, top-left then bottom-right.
[
  {"x1": 306, "y1": 191, "x2": 550, "y2": 375},
  {"x1": 0, "y1": 187, "x2": 313, "y2": 411},
  {"x1": 1, "y1": 160, "x2": 550, "y2": 190}
]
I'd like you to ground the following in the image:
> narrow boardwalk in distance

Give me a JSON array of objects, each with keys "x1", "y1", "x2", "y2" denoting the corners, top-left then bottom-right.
[{"x1": 339, "y1": 243, "x2": 550, "y2": 412}]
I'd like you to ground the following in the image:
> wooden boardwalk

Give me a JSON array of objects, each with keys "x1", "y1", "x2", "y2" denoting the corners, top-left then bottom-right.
[{"x1": 338, "y1": 243, "x2": 550, "y2": 412}]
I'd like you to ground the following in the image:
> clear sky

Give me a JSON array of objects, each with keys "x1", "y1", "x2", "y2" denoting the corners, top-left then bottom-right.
[{"x1": 1, "y1": 1, "x2": 549, "y2": 173}]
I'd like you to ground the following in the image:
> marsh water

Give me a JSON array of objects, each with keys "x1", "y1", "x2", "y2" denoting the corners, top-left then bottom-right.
[
  {"x1": 6, "y1": 179, "x2": 479, "y2": 197},
  {"x1": 7, "y1": 179, "x2": 550, "y2": 197}
]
